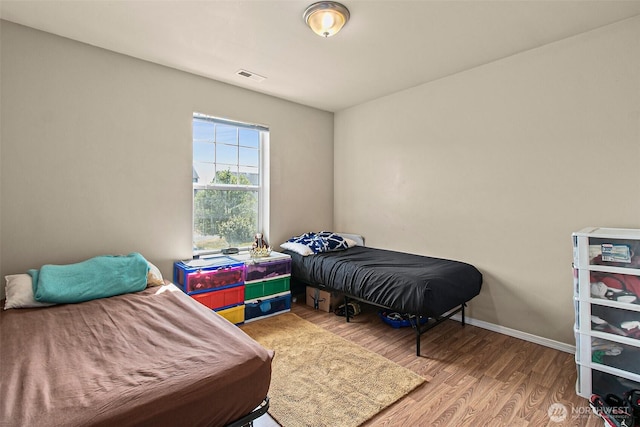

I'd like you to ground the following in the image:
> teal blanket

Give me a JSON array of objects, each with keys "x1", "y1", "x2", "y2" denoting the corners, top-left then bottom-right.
[{"x1": 30, "y1": 253, "x2": 149, "y2": 304}]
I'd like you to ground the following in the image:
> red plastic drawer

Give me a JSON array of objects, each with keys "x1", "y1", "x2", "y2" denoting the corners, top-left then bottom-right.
[{"x1": 190, "y1": 285, "x2": 245, "y2": 310}]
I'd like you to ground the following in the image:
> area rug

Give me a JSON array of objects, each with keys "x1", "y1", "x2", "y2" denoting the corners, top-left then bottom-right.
[{"x1": 240, "y1": 312, "x2": 425, "y2": 427}]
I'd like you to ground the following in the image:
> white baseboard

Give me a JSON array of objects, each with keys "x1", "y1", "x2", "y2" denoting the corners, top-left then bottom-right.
[{"x1": 450, "y1": 313, "x2": 576, "y2": 354}]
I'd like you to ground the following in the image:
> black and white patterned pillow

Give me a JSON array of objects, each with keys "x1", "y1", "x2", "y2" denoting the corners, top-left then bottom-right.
[
  {"x1": 317, "y1": 231, "x2": 350, "y2": 252},
  {"x1": 281, "y1": 232, "x2": 323, "y2": 255},
  {"x1": 281, "y1": 231, "x2": 350, "y2": 256}
]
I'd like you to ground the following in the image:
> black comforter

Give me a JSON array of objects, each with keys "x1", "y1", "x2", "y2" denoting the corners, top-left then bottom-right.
[{"x1": 285, "y1": 246, "x2": 482, "y2": 317}]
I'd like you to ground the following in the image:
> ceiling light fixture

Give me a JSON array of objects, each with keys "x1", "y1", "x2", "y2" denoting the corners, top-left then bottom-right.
[{"x1": 303, "y1": 1, "x2": 350, "y2": 38}]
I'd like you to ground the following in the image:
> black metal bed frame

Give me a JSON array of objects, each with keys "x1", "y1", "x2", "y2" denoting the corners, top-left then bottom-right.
[
  {"x1": 342, "y1": 294, "x2": 466, "y2": 357},
  {"x1": 223, "y1": 397, "x2": 270, "y2": 427}
]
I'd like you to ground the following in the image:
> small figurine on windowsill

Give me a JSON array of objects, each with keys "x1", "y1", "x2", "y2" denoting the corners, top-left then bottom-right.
[{"x1": 250, "y1": 233, "x2": 271, "y2": 258}]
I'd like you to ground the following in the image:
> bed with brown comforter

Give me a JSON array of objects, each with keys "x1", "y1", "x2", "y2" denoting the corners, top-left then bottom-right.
[{"x1": 0, "y1": 284, "x2": 273, "y2": 427}]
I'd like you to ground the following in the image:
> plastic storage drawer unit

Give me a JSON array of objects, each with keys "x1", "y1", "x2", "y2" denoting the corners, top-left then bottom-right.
[
  {"x1": 591, "y1": 304, "x2": 640, "y2": 343},
  {"x1": 577, "y1": 364, "x2": 640, "y2": 399},
  {"x1": 190, "y1": 285, "x2": 245, "y2": 310},
  {"x1": 573, "y1": 233, "x2": 640, "y2": 271},
  {"x1": 244, "y1": 277, "x2": 290, "y2": 301},
  {"x1": 215, "y1": 304, "x2": 245, "y2": 325},
  {"x1": 244, "y1": 292, "x2": 291, "y2": 323},
  {"x1": 174, "y1": 256, "x2": 244, "y2": 295},
  {"x1": 573, "y1": 227, "x2": 640, "y2": 399},
  {"x1": 244, "y1": 257, "x2": 291, "y2": 282}
]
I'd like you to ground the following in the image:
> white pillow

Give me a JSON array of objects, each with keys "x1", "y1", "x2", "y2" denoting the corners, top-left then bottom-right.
[
  {"x1": 336, "y1": 233, "x2": 364, "y2": 247},
  {"x1": 280, "y1": 241, "x2": 314, "y2": 256},
  {"x1": 4, "y1": 274, "x2": 55, "y2": 310},
  {"x1": 343, "y1": 237, "x2": 358, "y2": 248},
  {"x1": 147, "y1": 262, "x2": 164, "y2": 287}
]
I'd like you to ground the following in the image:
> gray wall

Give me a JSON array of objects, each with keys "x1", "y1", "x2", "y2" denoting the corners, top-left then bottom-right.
[
  {"x1": 0, "y1": 21, "x2": 334, "y2": 287},
  {"x1": 334, "y1": 16, "x2": 640, "y2": 344}
]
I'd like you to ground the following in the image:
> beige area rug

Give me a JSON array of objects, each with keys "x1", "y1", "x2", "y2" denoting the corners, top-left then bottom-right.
[{"x1": 240, "y1": 312, "x2": 425, "y2": 427}]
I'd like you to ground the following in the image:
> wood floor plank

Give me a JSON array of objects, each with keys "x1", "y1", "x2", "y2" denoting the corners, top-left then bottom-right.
[
  {"x1": 491, "y1": 376, "x2": 528, "y2": 426},
  {"x1": 288, "y1": 299, "x2": 603, "y2": 426},
  {"x1": 518, "y1": 381, "x2": 550, "y2": 421}
]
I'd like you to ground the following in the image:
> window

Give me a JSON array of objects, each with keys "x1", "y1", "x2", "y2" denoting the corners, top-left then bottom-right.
[{"x1": 192, "y1": 113, "x2": 268, "y2": 253}]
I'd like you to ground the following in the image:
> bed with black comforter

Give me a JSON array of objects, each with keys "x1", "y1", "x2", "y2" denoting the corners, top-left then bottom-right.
[{"x1": 284, "y1": 245, "x2": 483, "y2": 355}]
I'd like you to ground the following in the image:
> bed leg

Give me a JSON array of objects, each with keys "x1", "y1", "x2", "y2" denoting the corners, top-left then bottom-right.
[
  {"x1": 461, "y1": 304, "x2": 466, "y2": 326},
  {"x1": 408, "y1": 317, "x2": 422, "y2": 357},
  {"x1": 344, "y1": 295, "x2": 350, "y2": 323}
]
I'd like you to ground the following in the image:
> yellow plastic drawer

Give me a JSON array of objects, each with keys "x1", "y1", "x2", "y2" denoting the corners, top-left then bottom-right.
[{"x1": 215, "y1": 304, "x2": 245, "y2": 325}]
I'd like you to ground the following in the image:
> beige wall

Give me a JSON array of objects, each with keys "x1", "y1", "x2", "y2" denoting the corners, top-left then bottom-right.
[
  {"x1": 2, "y1": 17, "x2": 639, "y2": 346},
  {"x1": 334, "y1": 16, "x2": 640, "y2": 344},
  {"x1": 0, "y1": 21, "x2": 334, "y2": 287}
]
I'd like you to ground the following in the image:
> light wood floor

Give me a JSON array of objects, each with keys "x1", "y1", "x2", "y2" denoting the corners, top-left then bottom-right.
[{"x1": 256, "y1": 297, "x2": 603, "y2": 427}]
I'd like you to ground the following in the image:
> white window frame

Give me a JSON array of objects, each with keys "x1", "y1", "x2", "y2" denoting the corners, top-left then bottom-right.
[{"x1": 192, "y1": 113, "x2": 269, "y2": 256}]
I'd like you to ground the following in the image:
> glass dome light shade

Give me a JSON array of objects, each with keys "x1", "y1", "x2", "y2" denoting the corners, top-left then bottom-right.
[{"x1": 303, "y1": 2, "x2": 350, "y2": 38}]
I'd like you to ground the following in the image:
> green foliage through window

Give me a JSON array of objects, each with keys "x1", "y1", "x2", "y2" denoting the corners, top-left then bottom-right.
[{"x1": 193, "y1": 171, "x2": 257, "y2": 249}]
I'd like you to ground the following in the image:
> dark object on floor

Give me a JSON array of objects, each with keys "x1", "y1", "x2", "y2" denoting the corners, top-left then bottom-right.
[
  {"x1": 335, "y1": 301, "x2": 361, "y2": 317},
  {"x1": 590, "y1": 393, "x2": 635, "y2": 427},
  {"x1": 379, "y1": 310, "x2": 428, "y2": 328},
  {"x1": 627, "y1": 389, "x2": 640, "y2": 426}
]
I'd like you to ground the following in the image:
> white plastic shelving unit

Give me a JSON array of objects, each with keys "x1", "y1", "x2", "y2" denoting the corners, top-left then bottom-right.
[{"x1": 573, "y1": 227, "x2": 640, "y2": 399}]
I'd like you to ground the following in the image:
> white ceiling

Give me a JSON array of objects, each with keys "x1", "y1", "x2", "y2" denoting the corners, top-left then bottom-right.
[{"x1": 2, "y1": 0, "x2": 640, "y2": 112}]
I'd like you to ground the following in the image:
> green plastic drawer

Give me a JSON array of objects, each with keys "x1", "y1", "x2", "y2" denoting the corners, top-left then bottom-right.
[{"x1": 244, "y1": 277, "x2": 290, "y2": 300}]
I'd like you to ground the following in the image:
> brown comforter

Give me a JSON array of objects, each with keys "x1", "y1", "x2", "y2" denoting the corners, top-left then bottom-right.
[{"x1": 0, "y1": 285, "x2": 273, "y2": 427}]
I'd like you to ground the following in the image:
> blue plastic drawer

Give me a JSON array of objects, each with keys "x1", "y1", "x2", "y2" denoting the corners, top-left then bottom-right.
[{"x1": 244, "y1": 292, "x2": 291, "y2": 322}]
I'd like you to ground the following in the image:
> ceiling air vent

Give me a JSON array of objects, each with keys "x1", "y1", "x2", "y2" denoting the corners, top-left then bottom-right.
[{"x1": 236, "y1": 69, "x2": 266, "y2": 82}]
